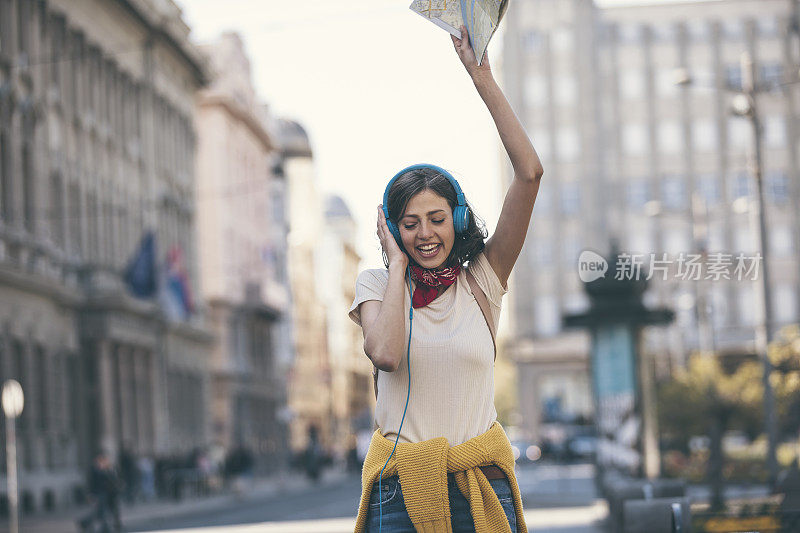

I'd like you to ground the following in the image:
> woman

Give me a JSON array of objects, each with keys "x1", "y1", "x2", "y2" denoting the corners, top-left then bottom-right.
[{"x1": 348, "y1": 26, "x2": 543, "y2": 533}]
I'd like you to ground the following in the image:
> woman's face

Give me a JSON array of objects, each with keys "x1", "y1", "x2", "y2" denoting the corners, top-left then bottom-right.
[{"x1": 398, "y1": 189, "x2": 455, "y2": 269}]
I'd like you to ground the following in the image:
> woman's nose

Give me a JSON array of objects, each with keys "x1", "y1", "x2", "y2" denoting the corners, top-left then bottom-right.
[{"x1": 418, "y1": 222, "x2": 434, "y2": 238}]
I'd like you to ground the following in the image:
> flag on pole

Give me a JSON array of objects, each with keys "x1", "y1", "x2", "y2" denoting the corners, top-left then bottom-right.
[
  {"x1": 123, "y1": 231, "x2": 157, "y2": 298},
  {"x1": 161, "y1": 244, "x2": 194, "y2": 320}
]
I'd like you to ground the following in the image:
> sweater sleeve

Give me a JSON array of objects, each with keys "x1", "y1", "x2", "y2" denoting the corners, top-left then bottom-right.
[{"x1": 348, "y1": 268, "x2": 390, "y2": 327}]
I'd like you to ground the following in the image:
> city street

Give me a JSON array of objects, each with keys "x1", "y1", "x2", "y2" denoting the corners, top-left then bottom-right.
[
  {"x1": 6, "y1": 462, "x2": 607, "y2": 532},
  {"x1": 125, "y1": 462, "x2": 606, "y2": 533}
]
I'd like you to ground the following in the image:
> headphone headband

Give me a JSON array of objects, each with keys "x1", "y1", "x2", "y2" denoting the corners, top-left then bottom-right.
[{"x1": 382, "y1": 164, "x2": 466, "y2": 210}]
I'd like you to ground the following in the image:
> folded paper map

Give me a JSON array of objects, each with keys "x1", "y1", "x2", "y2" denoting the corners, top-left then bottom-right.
[{"x1": 410, "y1": 0, "x2": 509, "y2": 65}]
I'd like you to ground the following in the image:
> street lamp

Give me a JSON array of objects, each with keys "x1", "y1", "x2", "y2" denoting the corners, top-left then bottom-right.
[
  {"x1": 2, "y1": 380, "x2": 24, "y2": 533},
  {"x1": 675, "y1": 51, "x2": 779, "y2": 487}
]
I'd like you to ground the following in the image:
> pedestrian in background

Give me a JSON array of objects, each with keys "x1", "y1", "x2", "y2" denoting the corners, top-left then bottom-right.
[
  {"x1": 303, "y1": 424, "x2": 324, "y2": 482},
  {"x1": 77, "y1": 451, "x2": 123, "y2": 533},
  {"x1": 118, "y1": 446, "x2": 138, "y2": 503}
]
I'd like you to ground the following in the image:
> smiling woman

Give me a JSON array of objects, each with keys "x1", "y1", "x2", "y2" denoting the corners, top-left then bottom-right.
[{"x1": 346, "y1": 21, "x2": 543, "y2": 533}]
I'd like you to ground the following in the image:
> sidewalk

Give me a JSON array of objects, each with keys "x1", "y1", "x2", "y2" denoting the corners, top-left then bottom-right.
[{"x1": 1, "y1": 467, "x2": 349, "y2": 533}]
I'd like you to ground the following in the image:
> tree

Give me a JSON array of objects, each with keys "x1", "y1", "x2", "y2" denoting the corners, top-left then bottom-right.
[
  {"x1": 769, "y1": 326, "x2": 800, "y2": 444},
  {"x1": 658, "y1": 325, "x2": 800, "y2": 510},
  {"x1": 658, "y1": 354, "x2": 761, "y2": 510}
]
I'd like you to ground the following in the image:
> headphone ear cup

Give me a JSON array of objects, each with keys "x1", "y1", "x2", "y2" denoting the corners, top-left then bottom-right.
[{"x1": 452, "y1": 205, "x2": 469, "y2": 234}]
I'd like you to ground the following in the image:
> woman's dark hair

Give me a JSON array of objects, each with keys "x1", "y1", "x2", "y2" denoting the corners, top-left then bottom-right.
[{"x1": 383, "y1": 166, "x2": 487, "y2": 269}]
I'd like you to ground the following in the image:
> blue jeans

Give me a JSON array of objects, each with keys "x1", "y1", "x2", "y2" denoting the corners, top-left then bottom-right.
[{"x1": 365, "y1": 473, "x2": 518, "y2": 532}]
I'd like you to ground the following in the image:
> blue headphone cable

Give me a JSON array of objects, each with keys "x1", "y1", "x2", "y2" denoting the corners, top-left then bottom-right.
[{"x1": 378, "y1": 266, "x2": 414, "y2": 533}]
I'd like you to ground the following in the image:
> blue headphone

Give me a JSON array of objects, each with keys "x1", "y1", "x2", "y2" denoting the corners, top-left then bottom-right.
[{"x1": 382, "y1": 163, "x2": 470, "y2": 249}]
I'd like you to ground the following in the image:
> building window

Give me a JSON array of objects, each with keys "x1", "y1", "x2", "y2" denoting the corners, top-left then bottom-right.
[
  {"x1": 774, "y1": 285, "x2": 798, "y2": 324},
  {"x1": 554, "y1": 75, "x2": 577, "y2": 106},
  {"x1": 765, "y1": 171, "x2": 788, "y2": 205},
  {"x1": 562, "y1": 233, "x2": 581, "y2": 266},
  {"x1": 692, "y1": 119, "x2": 718, "y2": 152},
  {"x1": 734, "y1": 223, "x2": 756, "y2": 252},
  {"x1": 629, "y1": 226, "x2": 651, "y2": 255},
  {"x1": 50, "y1": 173, "x2": 64, "y2": 248},
  {"x1": 722, "y1": 19, "x2": 744, "y2": 41},
  {"x1": 770, "y1": 224, "x2": 794, "y2": 257},
  {"x1": 12, "y1": 341, "x2": 26, "y2": 432},
  {"x1": 552, "y1": 27, "x2": 573, "y2": 52},
  {"x1": 738, "y1": 285, "x2": 756, "y2": 326},
  {"x1": 764, "y1": 115, "x2": 786, "y2": 148},
  {"x1": 760, "y1": 63, "x2": 783, "y2": 91},
  {"x1": 68, "y1": 183, "x2": 82, "y2": 257},
  {"x1": 652, "y1": 23, "x2": 677, "y2": 43},
  {"x1": 530, "y1": 238, "x2": 553, "y2": 265},
  {"x1": 535, "y1": 295, "x2": 560, "y2": 336},
  {"x1": 686, "y1": 19, "x2": 710, "y2": 41},
  {"x1": 523, "y1": 30, "x2": 542, "y2": 53},
  {"x1": 728, "y1": 117, "x2": 751, "y2": 149},
  {"x1": 35, "y1": 347, "x2": 47, "y2": 432},
  {"x1": 620, "y1": 69, "x2": 645, "y2": 100},
  {"x1": 711, "y1": 286, "x2": 728, "y2": 328},
  {"x1": 556, "y1": 128, "x2": 579, "y2": 162},
  {"x1": 560, "y1": 181, "x2": 581, "y2": 215},
  {"x1": 664, "y1": 228, "x2": 690, "y2": 255},
  {"x1": 0, "y1": 131, "x2": 11, "y2": 223},
  {"x1": 22, "y1": 141, "x2": 34, "y2": 233},
  {"x1": 757, "y1": 16, "x2": 778, "y2": 38},
  {"x1": 525, "y1": 74, "x2": 547, "y2": 106},
  {"x1": 730, "y1": 172, "x2": 752, "y2": 199},
  {"x1": 0, "y1": 0, "x2": 12, "y2": 58},
  {"x1": 697, "y1": 174, "x2": 720, "y2": 206},
  {"x1": 627, "y1": 180, "x2": 650, "y2": 209},
  {"x1": 658, "y1": 121, "x2": 683, "y2": 154},
  {"x1": 708, "y1": 223, "x2": 726, "y2": 251},
  {"x1": 622, "y1": 123, "x2": 649, "y2": 155},
  {"x1": 618, "y1": 23, "x2": 643, "y2": 45},
  {"x1": 16, "y1": 0, "x2": 31, "y2": 59},
  {"x1": 530, "y1": 129, "x2": 551, "y2": 162},
  {"x1": 534, "y1": 185, "x2": 552, "y2": 215},
  {"x1": 690, "y1": 65, "x2": 715, "y2": 86},
  {"x1": 88, "y1": 193, "x2": 98, "y2": 261},
  {"x1": 50, "y1": 16, "x2": 66, "y2": 93},
  {"x1": 662, "y1": 175, "x2": 687, "y2": 210},
  {"x1": 725, "y1": 64, "x2": 742, "y2": 91},
  {"x1": 656, "y1": 67, "x2": 679, "y2": 97}
]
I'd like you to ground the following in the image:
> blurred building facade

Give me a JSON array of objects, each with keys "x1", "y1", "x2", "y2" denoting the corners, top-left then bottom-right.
[
  {"x1": 503, "y1": 0, "x2": 800, "y2": 441},
  {"x1": 318, "y1": 195, "x2": 373, "y2": 461},
  {"x1": 195, "y1": 32, "x2": 292, "y2": 474},
  {"x1": 0, "y1": 0, "x2": 213, "y2": 512},
  {"x1": 282, "y1": 120, "x2": 334, "y2": 454}
]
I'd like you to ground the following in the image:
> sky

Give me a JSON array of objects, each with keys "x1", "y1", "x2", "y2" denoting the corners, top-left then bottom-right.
[{"x1": 178, "y1": 0, "x2": 701, "y2": 270}]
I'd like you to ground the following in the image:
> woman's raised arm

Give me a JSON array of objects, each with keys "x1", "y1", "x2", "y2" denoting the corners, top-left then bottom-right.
[{"x1": 452, "y1": 26, "x2": 544, "y2": 288}]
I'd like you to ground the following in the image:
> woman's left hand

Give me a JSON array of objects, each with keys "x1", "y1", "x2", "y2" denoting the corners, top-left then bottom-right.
[{"x1": 451, "y1": 25, "x2": 491, "y2": 78}]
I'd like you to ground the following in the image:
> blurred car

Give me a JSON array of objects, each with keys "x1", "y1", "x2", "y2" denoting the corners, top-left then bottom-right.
[
  {"x1": 510, "y1": 441, "x2": 542, "y2": 464},
  {"x1": 565, "y1": 435, "x2": 597, "y2": 461}
]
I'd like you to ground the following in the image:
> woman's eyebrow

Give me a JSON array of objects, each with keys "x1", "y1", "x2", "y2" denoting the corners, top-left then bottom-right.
[{"x1": 402, "y1": 209, "x2": 447, "y2": 219}]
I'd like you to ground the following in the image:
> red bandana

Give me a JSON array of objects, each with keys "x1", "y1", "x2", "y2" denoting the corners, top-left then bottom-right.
[{"x1": 409, "y1": 264, "x2": 461, "y2": 308}]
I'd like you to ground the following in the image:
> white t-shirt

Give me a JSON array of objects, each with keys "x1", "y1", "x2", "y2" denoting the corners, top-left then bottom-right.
[{"x1": 348, "y1": 251, "x2": 508, "y2": 446}]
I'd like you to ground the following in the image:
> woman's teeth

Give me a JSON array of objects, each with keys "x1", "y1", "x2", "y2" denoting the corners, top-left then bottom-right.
[{"x1": 418, "y1": 245, "x2": 440, "y2": 257}]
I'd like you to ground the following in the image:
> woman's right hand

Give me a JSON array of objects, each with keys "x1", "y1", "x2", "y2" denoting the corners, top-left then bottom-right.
[{"x1": 377, "y1": 205, "x2": 408, "y2": 270}]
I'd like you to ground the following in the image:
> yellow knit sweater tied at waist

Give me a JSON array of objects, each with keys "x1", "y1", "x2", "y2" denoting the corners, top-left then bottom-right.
[{"x1": 354, "y1": 421, "x2": 527, "y2": 533}]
